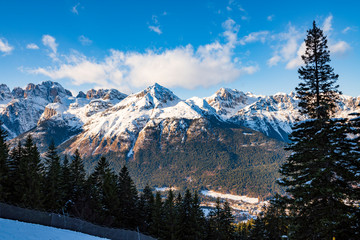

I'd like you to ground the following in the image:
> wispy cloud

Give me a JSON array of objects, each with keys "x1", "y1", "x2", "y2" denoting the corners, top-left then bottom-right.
[
  {"x1": 71, "y1": 3, "x2": 80, "y2": 15},
  {"x1": 0, "y1": 38, "x2": 14, "y2": 55},
  {"x1": 329, "y1": 41, "x2": 350, "y2": 54},
  {"x1": 240, "y1": 31, "x2": 269, "y2": 45},
  {"x1": 148, "y1": 26, "x2": 162, "y2": 35},
  {"x1": 42, "y1": 35, "x2": 58, "y2": 60},
  {"x1": 227, "y1": 0, "x2": 248, "y2": 20},
  {"x1": 26, "y1": 43, "x2": 39, "y2": 50},
  {"x1": 29, "y1": 20, "x2": 258, "y2": 92},
  {"x1": 342, "y1": 27, "x2": 351, "y2": 34},
  {"x1": 268, "y1": 14, "x2": 350, "y2": 69},
  {"x1": 78, "y1": 35, "x2": 92, "y2": 46},
  {"x1": 148, "y1": 15, "x2": 162, "y2": 35},
  {"x1": 267, "y1": 24, "x2": 302, "y2": 67},
  {"x1": 267, "y1": 15, "x2": 274, "y2": 21},
  {"x1": 322, "y1": 14, "x2": 333, "y2": 34}
]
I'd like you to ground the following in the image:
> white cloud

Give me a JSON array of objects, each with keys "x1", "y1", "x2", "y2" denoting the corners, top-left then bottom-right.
[
  {"x1": 149, "y1": 26, "x2": 162, "y2": 35},
  {"x1": 267, "y1": 55, "x2": 281, "y2": 67},
  {"x1": 29, "y1": 20, "x2": 258, "y2": 92},
  {"x1": 322, "y1": 14, "x2": 333, "y2": 34},
  {"x1": 78, "y1": 35, "x2": 92, "y2": 46},
  {"x1": 269, "y1": 15, "x2": 351, "y2": 69},
  {"x1": 0, "y1": 38, "x2": 14, "y2": 55},
  {"x1": 267, "y1": 24, "x2": 302, "y2": 67},
  {"x1": 329, "y1": 41, "x2": 350, "y2": 54},
  {"x1": 240, "y1": 31, "x2": 269, "y2": 45},
  {"x1": 267, "y1": 15, "x2": 274, "y2": 21},
  {"x1": 42, "y1": 35, "x2": 58, "y2": 60},
  {"x1": 222, "y1": 19, "x2": 239, "y2": 47},
  {"x1": 286, "y1": 42, "x2": 306, "y2": 69},
  {"x1": 26, "y1": 43, "x2": 39, "y2": 50},
  {"x1": 71, "y1": 3, "x2": 80, "y2": 15},
  {"x1": 342, "y1": 27, "x2": 351, "y2": 34},
  {"x1": 148, "y1": 15, "x2": 162, "y2": 34}
]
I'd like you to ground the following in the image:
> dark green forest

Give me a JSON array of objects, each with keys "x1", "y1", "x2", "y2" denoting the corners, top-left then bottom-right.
[{"x1": 81, "y1": 124, "x2": 288, "y2": 199}]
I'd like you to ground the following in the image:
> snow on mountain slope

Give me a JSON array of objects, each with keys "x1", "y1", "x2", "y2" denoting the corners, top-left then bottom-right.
[
  {"x1": 3, "y1": 81, "x2": 360, "y2": 151},
  {"x1": 0, "y1": 218, "x2": 108, "y2": 240},
  {"x1": 206, "y1": 88, "x2": 360, "y2": 141},
  {"x1": 65, "y1": 83, "x2": 219, "y2": 157},
  {"x1": 0, "y1": 81, "x2": 73, "y2": 138}
]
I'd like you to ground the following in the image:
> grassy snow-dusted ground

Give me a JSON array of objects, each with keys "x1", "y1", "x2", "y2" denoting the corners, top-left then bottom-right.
[{"x1": 0, "y1": 218, "x2": 109, "y2": 240}]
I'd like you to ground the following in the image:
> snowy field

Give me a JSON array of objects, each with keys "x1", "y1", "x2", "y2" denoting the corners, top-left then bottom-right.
[
  {"x1": 0, "y1": 218, "x2": 109, "y2": 240},
  {"x1": 201, "y1": 190, "x2": 259, "y2": 204}
]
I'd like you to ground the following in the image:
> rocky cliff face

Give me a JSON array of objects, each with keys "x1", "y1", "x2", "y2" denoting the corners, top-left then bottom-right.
[{"x1": 3, "y1": 81, "x2": 360, "y2": 153}]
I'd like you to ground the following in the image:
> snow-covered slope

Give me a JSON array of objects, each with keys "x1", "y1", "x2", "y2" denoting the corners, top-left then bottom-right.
[
  {"x1": 3, "y1": 81, "x2": 360, "y2": 153},
  {"x1": 206, "y1": 88, "x2": 360, "y2": 141},
  {"x1": 0, "y1": 218, "x2": 108, "y2": 240},
  {"x1": 65, "y1": 83, "x2": 219, "y2": 157}
]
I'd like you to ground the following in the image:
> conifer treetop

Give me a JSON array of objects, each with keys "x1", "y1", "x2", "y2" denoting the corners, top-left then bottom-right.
[{"x1": 296, "y1": 21, "x2": 341, "y2": 119}]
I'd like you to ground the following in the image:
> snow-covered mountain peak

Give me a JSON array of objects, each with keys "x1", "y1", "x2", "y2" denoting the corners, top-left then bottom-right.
[
  {"x1": 85, "y1": 88, "x2": 127, "y2": 101},
  {"x1": 23, "y1": 81, "x2": 72, "y2": 102},
  {"x1": 205, "y1": 87, "x2": 258, "y2": 118},
  {"x1": 0, "y1": 84, "x2": 12, "y2": 101},
  {"x1": 140, "y1": 83, "x2": 179, "y2": 104}
]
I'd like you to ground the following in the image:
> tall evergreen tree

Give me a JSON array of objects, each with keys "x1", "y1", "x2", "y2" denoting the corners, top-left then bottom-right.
[
  {"x1": 138, "y1": 184, "x2": 154, "y2": 233},
  {"x1": 0, "y1": 121, "x2": 9, "y2": 202},
  {"x1": 175, "y1": 190, "x2": 197, "y2": 240},
  {"x1": 191, "y1": 191, "x2": 206, "y2": 240},
  {"x1": 60, "y1": 155, "x2": 72, "y2": 210},
  {"x1": 220, "y1": 201, "x2": 234, "y2": 240},
  {"x1": 150, "y1": 191, "x2": 165, "y2": 238},
  {"x1": 296, "y1": 21, "x2": 340, "y2": 119},
  {"x1": 117, "y1": 165, "x2": 139, "y2": 229},
  {"x1": 68, "y1": 149, "x2": 87, "y2": 218},
  {"x1": 8, "y1": 140, "x2": 23, "y2": 205},
  {"x1": 19, "y1": 135, "x2": 43, "y2": 209},
  {"x1": 69, "y1": 149, "x2": 86, "y2": 200},
  {"x1": 43, "y1": 140, "x2": 62, "y2": 212},
  {"x1": 88, "y1": 156, "x2": 118, "y2": 225},
  {"x1": 162, "y1": 189, "x2": 176, "y2": 240},
  {"x1": 277, "y1": 21, "x2": 360, "y2": 239}
]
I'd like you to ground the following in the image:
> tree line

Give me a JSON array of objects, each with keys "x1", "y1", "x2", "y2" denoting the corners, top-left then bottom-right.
[{"x1": 0, "y1": 129, "x2": 251, "y2": 239}]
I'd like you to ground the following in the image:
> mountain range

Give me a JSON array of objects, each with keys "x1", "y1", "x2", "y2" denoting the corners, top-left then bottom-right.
[{"x1": 1, "y1": 81, "x2": 359, "y2": 198}]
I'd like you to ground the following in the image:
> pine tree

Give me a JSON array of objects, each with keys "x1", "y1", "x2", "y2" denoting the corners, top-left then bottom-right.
[
  {"x1": 0, "y1": 121, "x2": 9, "y2": 202},
  {"x1": 175, "y1": 190, "x2": 197, "y2": 240},
  {"x1": 20, "y1": 135, "x2": 44, "y2": 209},
  {"x1": 250, "y1": 196, "x2": 288, "y2": 240},
  {"x1": 8, "y1": 140, "x2": 23, "y2": 205},
  {"x1": 68, "y1": 149, "x2": 87, "y2": 218},
  {"x1": 220, "y1": 201, "x2": 234, "y2": 240},
  {"x1": 150, "y1": 191, "x2": 164, "y2": 238},
  {"x1": 43, "y1": 140, "x2": 62, "y2": 212},
  {"x1": 162, "y1": 189, "x2": 177, "y2": 240},
  {"x1": 60, "y1": 155, "x2": 72, "y2": 211},
  {"x1": 191, "y1": 191, "x2": 206, "y2": 240},
  {"x1": 296, "y1": 21, "x2": 341, "y2": 119},
  {"x1": 138, "y1": 184, "x2": 154, "y2": 233},
  {"x1": 88, "y1": 156, "x2": 118, "y2": 225},
  {"x1": 207, "y1": 197, "x2": 223, "y2": 240},
  {"x1": 277, "y1": 21, "x2": 360, "y2": 239},
  {"x1": 117, "y1": 165, "x2": 139, "y2": 229}
]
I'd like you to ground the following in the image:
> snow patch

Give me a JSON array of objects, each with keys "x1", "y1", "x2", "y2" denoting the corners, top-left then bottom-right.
[{"x1": 201, "y1": 190, "x2": 259, "y2": 204}]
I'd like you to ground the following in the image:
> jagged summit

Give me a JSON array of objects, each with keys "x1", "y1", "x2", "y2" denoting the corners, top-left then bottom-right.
[
  {"x1": 135, "y1": 83, "x2": 179, "y2": 104},
  {"x1": 205, "y1": 87, "x2": 258, "y2": 117},
  {"x1": 2, "y1": 81, "x2": 359, "y2": 147}
]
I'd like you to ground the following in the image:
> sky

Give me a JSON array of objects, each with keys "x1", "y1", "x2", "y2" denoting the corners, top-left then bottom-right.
[{"x1": 0, "y1": 0, "x2": 359, "y2": 99}]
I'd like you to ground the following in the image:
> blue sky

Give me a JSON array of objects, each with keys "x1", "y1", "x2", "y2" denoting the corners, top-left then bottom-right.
[{"x1": 0, "y1": 0, "x2": 359, "y2": 99}]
